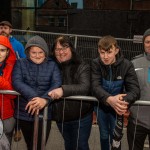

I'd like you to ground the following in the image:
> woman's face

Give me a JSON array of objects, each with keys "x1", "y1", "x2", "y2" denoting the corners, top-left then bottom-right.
[
  {"x1": 29, "y1": 46, "x2": 46, "y2": 64},
  {"x1": 54, "y1": 42, "x2": 72, "y2": 63},
  {"x1": 0, "y1": 45, "x2": 9, "y2": 63}
]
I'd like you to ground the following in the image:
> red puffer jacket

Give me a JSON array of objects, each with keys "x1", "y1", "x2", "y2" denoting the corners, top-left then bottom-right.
[{"x1": 0, "y1": 35, "x2": 16, "y2": 120}]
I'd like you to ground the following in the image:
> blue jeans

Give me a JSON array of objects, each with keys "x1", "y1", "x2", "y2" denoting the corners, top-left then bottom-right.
[
  {"x1": 94, "y1": 106, "x2": 116, "y2": 150},
  {"x1": 57, "y1": 113, "x2": 92, "y2": 150}
]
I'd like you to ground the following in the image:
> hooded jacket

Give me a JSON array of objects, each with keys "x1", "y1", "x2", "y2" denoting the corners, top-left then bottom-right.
[
  {"x1": 12, "y1": 35, "x2": 62, "y2": 121},
  {"x1": 92, "y1": 50, "x2": 140, "y2": 113},
  {"x1": 0, "y1": 35, "x2": 17, "y2": 120},
  {"x1": 9, "y1": 36, "x2": 25, "y2": 58}
]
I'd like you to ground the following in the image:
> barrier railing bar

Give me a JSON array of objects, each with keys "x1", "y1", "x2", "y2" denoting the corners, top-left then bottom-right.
[
  {"x1": 41, "y1": 106, "x2": 48, "y2": 150},
  {"x1": 0, "y1": 90, "x2": 150, "y2": 150},
  {"x1": 0, "y1": 90, "x2": 20, "y2": 95},
  {"x1": 64, "y1": 96, "x2": 98, "y2": 102},
  {"x1": 0, "y1": 90, "x2": 149, "y2": 105},
  {"x1": 33, "y1": 113, "x2": 39, "y2": 150},
  {"x1": 134, "y1": 101, "x2": 150, "y2": 105}
]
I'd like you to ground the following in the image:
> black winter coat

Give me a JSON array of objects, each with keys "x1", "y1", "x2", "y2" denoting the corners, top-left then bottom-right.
[
  {"x1": 52, "y1": 52, "x2": 93, "y2": 122},
  {"x1": 91, "y1": 53, "x2": 140, "y2": 112}
]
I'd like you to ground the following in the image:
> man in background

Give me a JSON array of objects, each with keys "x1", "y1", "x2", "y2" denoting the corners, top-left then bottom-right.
[
  {"x1": 127, "y1": 28, "x2": 150, "y2": 150},
  {"x1": 0, "y1": 21, "x2": 25, "y2": 59}
]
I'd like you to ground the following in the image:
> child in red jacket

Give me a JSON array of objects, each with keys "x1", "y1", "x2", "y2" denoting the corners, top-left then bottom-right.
[{"x1": 0, "y1": 35, "x2": 16, "y2": 145}]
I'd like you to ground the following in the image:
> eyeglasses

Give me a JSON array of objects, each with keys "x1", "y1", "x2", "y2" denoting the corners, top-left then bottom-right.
[
  {"x1": 55, "y1": 46, "x2": 69, "y2": 53},
  {"x1": 144, "y1": 40, "x2": 150, "y2": 44}
]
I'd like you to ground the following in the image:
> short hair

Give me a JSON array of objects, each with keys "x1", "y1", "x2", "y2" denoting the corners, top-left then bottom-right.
[{"x1": 98, "y1": 35, "x2": 118, "y2": 51}]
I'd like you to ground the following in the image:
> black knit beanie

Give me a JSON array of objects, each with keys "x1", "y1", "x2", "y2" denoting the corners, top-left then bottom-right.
[{"x1": 143, "y1": 28, "x2": 150, "y2": 43}]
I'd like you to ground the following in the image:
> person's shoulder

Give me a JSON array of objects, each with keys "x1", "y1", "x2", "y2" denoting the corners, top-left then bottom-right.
[
  {"x1": 47, "y1": 57, "x2": 58, "y2": 65},
  {"x1": 10, "y1": 36, "x2": 23, "y2": 45},
  {"x1": 121, "y1": 58, "x2": 133, "y2": 66},
  {"x1": 92, "y1": 57, "x2": 100, "y2": 63},
  {"x1": 131, "y1": 53, "x2": 145, "y2": 64},
  {"x1": 17, "y1": 58, "x2": 26, "y2": 61},
  {"x1": 132, "y1": 54, "x2": 144, "y2": 60},
  {"x1": 15, "y1": 58, "x2": 27, "y2": 66},
  {"x1": 92, "y1": 57, "x2": 100, "y2": 66},
  {"x1": 78, "y1": 59, "x2": 90, "y2": 69}
]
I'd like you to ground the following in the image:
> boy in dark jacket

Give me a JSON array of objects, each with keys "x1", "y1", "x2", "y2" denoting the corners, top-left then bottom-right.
[
  {"x1": 12, "y1": 35, "x2": 62, "y2": 150},
  {"x1": 91, "y1": 35, "x2": 140, "y2": 150}
]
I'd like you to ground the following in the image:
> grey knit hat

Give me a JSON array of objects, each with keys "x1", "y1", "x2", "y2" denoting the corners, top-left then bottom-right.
[
  {"x1": 25, "y1": 35, "x2": 49, "y2": 57},
  {"x1": 143, "y1": 28, "x2": 150, "y2": 42}
]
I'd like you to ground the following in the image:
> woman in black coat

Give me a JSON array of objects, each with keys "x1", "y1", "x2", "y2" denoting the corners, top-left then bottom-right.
[{"x1": 49, "y1": 35, "x2": 93, "y2": 150}]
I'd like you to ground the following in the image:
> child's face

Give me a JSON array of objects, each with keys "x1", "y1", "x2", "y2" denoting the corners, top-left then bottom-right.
[
  {"x1": 0, "y1": 45, "x2": 8, "y2": 63},
  {"x1": 29, "y1": 46, "x2": 46, "y2": 64},
  {"x1": 98, "y1": 45, "x2": 119, "y2": 65}
]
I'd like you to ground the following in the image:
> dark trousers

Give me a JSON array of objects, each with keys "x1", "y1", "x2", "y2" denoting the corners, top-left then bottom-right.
[
  {"x1": 127, "y1": 121, "x2": 150, "y2": 150},
  {"x1": 57, "y1": 113, "x2": 92, "y2": 150},
  {"x1": 19, "y1": 119, "x2": 51, "y2": 150}
]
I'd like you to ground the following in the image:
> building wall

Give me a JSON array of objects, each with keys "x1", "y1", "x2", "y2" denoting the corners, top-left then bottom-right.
[
  {"x1": 0, "y1": 0, "x2": 11, "y2": 21},
  {"x1": 84, "y1": 0, "x2": 150, "y2": 10}
]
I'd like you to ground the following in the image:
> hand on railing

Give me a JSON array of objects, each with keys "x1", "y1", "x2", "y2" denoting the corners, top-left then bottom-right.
[
  {"x1": 25, "y1": 97, "x2": 48, "y2": 115},
  {"x1": 106, "y1": 94, "x2": 129, "y2": 115},
  {"x1": 48, "y1": 87, "x2": 63, "y2": 100}
]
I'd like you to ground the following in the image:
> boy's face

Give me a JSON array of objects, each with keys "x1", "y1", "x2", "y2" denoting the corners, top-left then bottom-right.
[
  {"x1": 98, "y1": 45, "x2": 119, "y2": 65},
  {"x1": 29, "y1": 46, "x2": 46, "y2": 64}
]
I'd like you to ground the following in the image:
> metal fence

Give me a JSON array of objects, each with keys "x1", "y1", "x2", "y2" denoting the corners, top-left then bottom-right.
[
  {"x1": 0, "y1": 90, "x2": 149, "y2": 150},
  {"x1": 12, "y1": 29, "x2": 144, "y2": 63}
]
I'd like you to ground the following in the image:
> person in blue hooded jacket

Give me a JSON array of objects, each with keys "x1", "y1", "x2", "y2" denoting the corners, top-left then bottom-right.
[{"x1": 12, "y1": 35, "x2": 62, "y2": 150}]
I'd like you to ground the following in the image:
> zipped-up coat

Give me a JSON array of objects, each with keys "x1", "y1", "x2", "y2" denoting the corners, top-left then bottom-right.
[{"x1": 92, "y1": 52, "x2": 140, "y2": 113}]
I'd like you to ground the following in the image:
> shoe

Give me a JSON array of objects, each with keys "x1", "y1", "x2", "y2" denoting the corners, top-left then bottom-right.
[{"x1": 14, "y1": 130, "x2": 22, "y2": 142}]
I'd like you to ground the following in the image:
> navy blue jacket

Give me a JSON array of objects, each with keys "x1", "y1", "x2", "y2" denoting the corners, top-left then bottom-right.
[{"x1": 12, "y1": 58, "x2": 62, "y2": 121}]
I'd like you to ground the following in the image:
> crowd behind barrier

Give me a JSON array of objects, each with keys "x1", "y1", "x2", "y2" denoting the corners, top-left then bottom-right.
[{"x1": 0, "y1": 30, "x2": 148, "y2": 149}]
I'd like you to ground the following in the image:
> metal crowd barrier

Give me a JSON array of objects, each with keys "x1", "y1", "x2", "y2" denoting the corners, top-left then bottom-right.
[{"x1": 0, "y1": 90, "x2": 150, "y2": 150}]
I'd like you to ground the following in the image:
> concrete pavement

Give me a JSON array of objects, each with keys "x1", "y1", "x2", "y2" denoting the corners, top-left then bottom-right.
[{"x1": 11, "y1": 122, "x2": 149, "y2": 150}]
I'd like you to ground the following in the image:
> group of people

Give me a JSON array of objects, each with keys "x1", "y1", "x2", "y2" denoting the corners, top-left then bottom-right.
[{"x1": 0, "y1": 20, "x2": 149, "y2": 150}]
